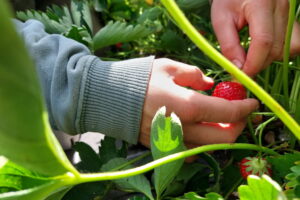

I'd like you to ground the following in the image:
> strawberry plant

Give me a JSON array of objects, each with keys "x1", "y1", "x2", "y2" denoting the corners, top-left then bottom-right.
[
  {"x1": 239, "y1": 157, "x2": 272, "y2": 179},
  {"x1": 1, "y1": 0, "x2": 300, "y2": 199}
]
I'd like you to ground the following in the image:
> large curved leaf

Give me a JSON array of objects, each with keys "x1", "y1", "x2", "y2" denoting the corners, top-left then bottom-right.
[
  {"x1": 151, "y1": 107, "x2": 186, "y2": 199},
  {"x1": 0, "y1": 0, "x2": 77, "y2": 176}
]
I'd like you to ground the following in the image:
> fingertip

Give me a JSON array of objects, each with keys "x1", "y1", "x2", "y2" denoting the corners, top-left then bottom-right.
[
  {"x1": 232, "y1": 59, "x2": 243, "y2": 69},
  {"x1": 244, "y1": 98, "x2": 260, "y2": 110},
  {"x1": 202, "y1": 76, "x2": 214, "y2": 90}
]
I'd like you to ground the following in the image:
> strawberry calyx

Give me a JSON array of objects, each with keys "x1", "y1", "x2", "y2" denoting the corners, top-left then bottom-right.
[{"x1": 239, "y1": 157, "x2": 272, "y2": 179}]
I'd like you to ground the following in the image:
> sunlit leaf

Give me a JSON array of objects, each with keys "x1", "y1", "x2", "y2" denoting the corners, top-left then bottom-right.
[
  {"x1": 0, "y1": 0, "x2": 77, "y2": 176},
  {"x1": 151, "y1": 107, "x2": 186, "y2": 198},
  {"x1": 238, "y1": 175, "x2": 287, "y2": 200}
]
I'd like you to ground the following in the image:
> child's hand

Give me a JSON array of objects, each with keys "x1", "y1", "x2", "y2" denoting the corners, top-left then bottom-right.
[
  {"x1": 139, "y1": 58, "x2": 259, "y2": 147},
  {"x1": 211, "y1": 0, "x2": 300, "y2": 77}
]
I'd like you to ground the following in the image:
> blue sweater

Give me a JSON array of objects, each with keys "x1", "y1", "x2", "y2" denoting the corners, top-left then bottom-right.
[{"x1": 14, "y1": 19, "x2": 154, "y2": 144}]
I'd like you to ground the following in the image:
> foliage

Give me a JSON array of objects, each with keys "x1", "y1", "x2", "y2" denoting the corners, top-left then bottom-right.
[{"x1": 1, "y1": 0, "x2": 300, "y2": 199}]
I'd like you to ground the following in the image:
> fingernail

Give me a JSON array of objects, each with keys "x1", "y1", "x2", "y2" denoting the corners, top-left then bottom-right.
[
  {"x1": 204, "y1": 76, "x2": 214, "y2": 83},
  {"x1": 232, "y1": 59, "x2": 243, "y2": 69}
]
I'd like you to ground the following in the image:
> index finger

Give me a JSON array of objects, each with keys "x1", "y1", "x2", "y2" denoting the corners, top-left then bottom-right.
[
  {"x1": 242, "y1": 1, "x2": 275, "y2": 77},
  {"x1": 174, "y1": 86, "x2": 259, "y2": 123}
]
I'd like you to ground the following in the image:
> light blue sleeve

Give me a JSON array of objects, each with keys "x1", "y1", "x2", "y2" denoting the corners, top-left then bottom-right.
[{"x1": 14, "y1": 19, "x2": 154, "y2": 144}]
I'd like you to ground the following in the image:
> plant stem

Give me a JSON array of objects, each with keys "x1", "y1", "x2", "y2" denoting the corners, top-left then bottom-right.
[
  {"x1": 160, "y1": 0, "x2": 300, "y2": 140},
  {"x1": 283, "y1": 0, "x2": 297, "y2": 109},
  {"x1": 75, "y1": 143, "x2": 278, "y2": 184}
]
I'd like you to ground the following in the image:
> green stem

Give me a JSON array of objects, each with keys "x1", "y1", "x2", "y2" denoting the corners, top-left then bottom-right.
[
  {"x1": 75, "y1": 143, "x2": 278, "y2": 184},
  {"x1": 160, "y1": 0, "x2": 300, "y2": 140},
  {"x1": 247, "y1": 117, "x2": 258, "y2": 145},
  {"x1": 283, "y1": 0, "x2": 297, "y2": 109}
]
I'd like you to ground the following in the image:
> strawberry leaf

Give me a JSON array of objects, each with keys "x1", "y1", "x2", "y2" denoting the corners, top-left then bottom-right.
[
  {"x1": 267, "y1": 153, "x2": 300, "y2": 182},
  {"x1": 93, "y1": 21, "x2": 153, "y2": 50},
  {"x1": 101, "y1": 157, "x2": 154, "y2": 200},
  {"x1": 0, "y1": 0, "x2": 77, "y2": 176},
  {"x1": 238, "y1": 175, "x2": 286, "y2": 200},
  {"x1": 151, "y1": 107, "x2": 186, "y2": 199},
  {"x1": 16, "y1": 7, "x2": 72, "y2": 34},
  {"x1": 70, "y1": 0, "x2": 93, "y2": 33}
]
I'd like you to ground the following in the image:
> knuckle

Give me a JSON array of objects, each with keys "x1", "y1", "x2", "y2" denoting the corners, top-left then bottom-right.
[
  {"x1": 227, "y1": 106, "x2": 242, "y2": 123},
  {"x1": 253, "y1": 33, "x2": 273, "y2": 48},
  {"x1": 270, "y1": 44, "x2": 283, "y2": 59},
  {"x1": 220, "y1": 43, "x2": 239, "y2": 58}
]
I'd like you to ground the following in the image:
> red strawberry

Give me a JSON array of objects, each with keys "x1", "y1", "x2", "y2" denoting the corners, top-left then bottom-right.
[
  {"x1": 115, "y1": 42, "x2": 123, "y2": 49},
  {"x1": 212, "y1": 81, "x2": 246, "y2": 100},
  {"x1": 239, "y1": 157, "x2": 272, "y2": 179}
]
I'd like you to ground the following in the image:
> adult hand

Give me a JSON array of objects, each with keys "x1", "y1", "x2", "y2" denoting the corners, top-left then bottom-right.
[
  {"x1": 211, "y1": 0, "x2": 300, "y2": 77},
  {"x1": 139, "y1": 58, "x2": 259, "y2": 148}
]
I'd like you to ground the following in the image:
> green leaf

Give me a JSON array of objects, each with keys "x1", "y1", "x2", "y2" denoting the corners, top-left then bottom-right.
[
  {"x1": 101, "y1": 158, "x2": 154, "y2": 200},
  {"x1": 177, "y1": 0, "x2": 210, "y2": 12},
  {"x1": 151, "y1": 107, "x2": 186, "y2": 198},
  {"x1": 127, "y1": 195, "x2": 150, "y2": 200},
  {"x1": 0, "y1": 158, "x2": 50, "y2": 192},
  {"x1": 70, "y1": 0, "x2": 93, "y2": 33},
  {"x1": 0, "y1": 180, "x2": 65, "y2": 200},
  {"x1": 200, "y1": 153, "x2": 221, "y2": 192},
  {"x1": 137, "y1": 7, "x2": 163, "y2": 24},
  {"x1": 73, "y1": 142, "x2": 102, "y2": 173},
  {"x1": 16, "y1": 9, "x2": 71, "y2": 34},
  {"x1": 98, "y1": 136, "x2": 127, "y2": 165},
  {"x1": 161, "y1": 30, "x2": 187, "y2": 53},
  {"x1": 93, "y1": 0, "x2": 108, "y2": 12},
  {"x1": 238, "y1": 175, "x2": 287, "y2": 200},
  {"x1": 60, "y1": 182, "x2": 109, "y2": 200},
  {"x1": 64, "y1": 26, "x2": 92, "y2": 47},
  {"x1": 45, "y1": 187, "x2": 72, "y2": 200},
  {"x1": 93, "y1": 21, "x2": 153, "y2": 50},
  {"x1": 184, "y1": 192, "x2": 224, "y2": 200},
  {"x1": 0, "y1": 0, "x2": 77, "y2": 176},
  {"x1": 268, "y1": 153, "x2": 300, "y2": 182}
]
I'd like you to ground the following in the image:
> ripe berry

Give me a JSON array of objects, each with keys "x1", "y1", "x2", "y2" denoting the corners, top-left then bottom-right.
[
  {"x1": 212, "y1": 81, "x2": 246, "y2": 100},
  {"x1": 239, "y1": 157, "x2": 272, "y2": 179}
]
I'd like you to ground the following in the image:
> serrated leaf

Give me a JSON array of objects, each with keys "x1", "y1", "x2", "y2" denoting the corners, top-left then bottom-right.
[
  {"x1": 268, "y1": 153, "x2": 300, "y2": 180},
  {"x1": 16, "y1": 10, "x2": 70, "y2": 34},
  {"x1": 71, "y1": 0, "x2": 93, "y2": 33},
  {"x1": 73, "y1": 142, "x2": 102, "y2": 172},
  {"x1": 151, "y1": 107, "x2": 186, "y2": 198},
  {"x1": 137, "y1": 7, "x2": 163, "y2": 24},
  {"x1": 101, "y1": 158, "x2": 154, "y2": 200},
  {"x1": 93, "y1": 21, "x2": 153, "y2": 50},
  {"x1": 0, "y1": 0, "x2": 76, "y2": 176},
  {"x1": 98, "y1": 136, "x2": 127, "y2": 165},
  {"x1": 238, "y1": 175, "x2": 287, "y2": 200},
  {"x1": 64, "y1": 26, "x2": 92, "y2": 47}
]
